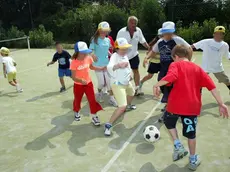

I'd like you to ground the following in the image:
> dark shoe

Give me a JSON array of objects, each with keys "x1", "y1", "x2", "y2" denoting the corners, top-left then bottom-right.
[{"x1": 60, "y1": 87, "x2": 66, "y2": 93}]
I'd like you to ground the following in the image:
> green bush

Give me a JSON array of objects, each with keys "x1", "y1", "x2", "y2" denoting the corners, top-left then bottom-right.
[{"x1": 29, "y1": 25, "x2": 54, "y2": 48}]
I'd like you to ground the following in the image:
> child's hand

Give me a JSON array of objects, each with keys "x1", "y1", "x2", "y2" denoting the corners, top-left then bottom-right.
[
  {"x1": 119, "y1": 62, "x2": 129, "y2": 68},
  {"x1": 143, "y1": 58, "x2": 148, "y2": 68},
  {"x1": 153, "y1": 86, "x2": 161, "y2": 98},
  {"x1": 81, "y1": 79, "x2": 87, "y2": 85},
  {"x1": 219, "y1": 104, "x2": 229, "y2": 118},
  {"x1": 92, "y1": 54, "x2": 98, "y2": 62}
]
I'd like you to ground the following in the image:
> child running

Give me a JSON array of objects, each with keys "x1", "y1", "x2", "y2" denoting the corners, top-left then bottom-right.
[
  {"x1": 153, "y1": 45, "x2": 229, "y2": 171},
  {"x1": 105, "y1": 38, "x2": 136, "y2": 136},
  {"x1": 47, "y1": 42, "x2": 71, "y2": 92},
  {"x1": 146, "y1": 21, "x2": 192, "y2": 121},
  {"x1": 70, "y1": 41, "x2": 105, "y2": 126},
  {"x1": 191, "y1": 26, "x2": 230, "y2": 93},
  {"x1": 140, "y1": 28, "x2": 162, "y2": 94},
  {"x1": 89, "y1": 21, "x2": 117, "y2": 107},
  {"x1": 1, "y1": 47, "x2": 23, "y2": 92}
]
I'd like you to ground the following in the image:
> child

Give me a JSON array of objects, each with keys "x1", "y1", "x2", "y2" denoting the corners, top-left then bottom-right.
[
  {"x1": 146, "y1": 21, "x2": 192, "y2": 121},
  {"x1": 105, "y1": 38, "x2": 136, "y2": 136},
  {"x1": 1, "y1": 47, "x2": 23, "y2": 92},
  {"x1": 153, "y1": 45, "x2": 229, "y2": 171},
  {"x1": 89, "y1": 21, "x2": 117, "y2": 107},
  {"x1": 107, "y1": 34, "x2": 115, "y2": 59},
  {"x1": 140, "y1": 28, "x2": 162, "y2": 94},
  {"x1": 192, "y1": 26, "x2": 230, "y2": 93},
  {"x1": 47, "y1": 42, "x2": 71, "y2": 92},
  {"x1": 70, "y1": 41, "x2": 105, "y2": 126}
]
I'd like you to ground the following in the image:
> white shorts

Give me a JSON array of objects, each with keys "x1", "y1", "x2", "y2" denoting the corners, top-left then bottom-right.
[{"x1": 95, "y1": 71, "x2": 111, "y2": 90}]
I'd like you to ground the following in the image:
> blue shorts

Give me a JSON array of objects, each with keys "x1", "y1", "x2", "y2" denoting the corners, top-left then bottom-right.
[
  {"x1": 129, "y1": 55, "x2": 140, "y2": 70},
  {"x1": 58, "y1": 68, "x2": 71, "y2": 78}
]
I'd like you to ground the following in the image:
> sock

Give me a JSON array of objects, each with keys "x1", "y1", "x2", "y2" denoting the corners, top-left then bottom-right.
[
  {"x1": 135, "y1": 86, "x2": 139, "y2": 90},
  {"x1": 174, "y1": 139, "x2": 182, "y2": 149},
  {"x1": 227, "y1": 85, "x2": 230, "y2": 90},
  {"x1": 189, "y1": 154, "x2": 196, "y2": 162},
  {"x1": 92, "y1": 114, "x2": 97, "y2": 118}
]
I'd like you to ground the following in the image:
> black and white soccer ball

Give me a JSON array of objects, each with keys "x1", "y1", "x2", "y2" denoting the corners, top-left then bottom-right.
[{"x1": 143, "y1": 125, "x2": 160, "y2": 143}]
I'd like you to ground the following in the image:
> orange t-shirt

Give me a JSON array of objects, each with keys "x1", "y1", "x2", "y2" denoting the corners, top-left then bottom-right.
[{"x1": 70, "y1": 56, "x2": 93, "y2": 85}]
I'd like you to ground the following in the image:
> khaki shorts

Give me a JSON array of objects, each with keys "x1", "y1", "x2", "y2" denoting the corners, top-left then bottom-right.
[
  {"x1": 111, "y1": 82, "x2": 135, "y2": 107},
  {"x1": 213, "y1": 71, "x2": 230, "y2": 84},
  {"x1": 7, "y1": 72, "x2": 17, "y2": 82}
]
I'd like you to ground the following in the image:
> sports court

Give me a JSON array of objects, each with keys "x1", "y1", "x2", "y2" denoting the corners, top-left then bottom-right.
[{"x1": 0, "y1": 49, "x2": 230, "y2": 172}]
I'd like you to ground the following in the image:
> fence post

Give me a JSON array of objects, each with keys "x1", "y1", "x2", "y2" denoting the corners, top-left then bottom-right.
[{"x1": 27, "y1": 36, "x2": 30, "y2": 51}]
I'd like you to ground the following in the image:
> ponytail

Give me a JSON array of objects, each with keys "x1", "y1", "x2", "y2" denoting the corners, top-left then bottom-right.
[
  {"x1": 71, "y1": 52, "x2": 79, "y2": 60},
  {"x1": 90, "y1": 30, "x2": 100, "y2": 44}
]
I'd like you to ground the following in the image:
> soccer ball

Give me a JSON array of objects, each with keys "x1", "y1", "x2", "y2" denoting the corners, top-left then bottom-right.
[{"x1": 143, "y1": 125, "x2": 160, "y2": 143}]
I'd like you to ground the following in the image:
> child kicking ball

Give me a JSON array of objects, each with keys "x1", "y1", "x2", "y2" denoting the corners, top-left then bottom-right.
[
  {"x1": 1, "y1": 47, "x2": 23, "y2": 92},
  {"x1": 105, "y1": 38, "x2": 136, "y2": 136},
  {"x1": 47, "y1": 42, "x2": 72, "y2": 92},
  {"x1": 153, "y1": 45, "x2": 229, "y2": 171}
]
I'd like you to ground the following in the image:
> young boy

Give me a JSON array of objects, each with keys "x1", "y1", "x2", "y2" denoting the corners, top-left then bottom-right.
[
  {"x1": 153, "y1": 45, "x2": 229, "y2": 171},
  {"x1": 192, "y1": 26, "x2": 230, "y2": 93},
  {"x1": 1, "y1": 47, "x2": 23, "y2": 92},
  {"x1": 146, "y1": 21, "x2": 192, "y2": 121},
  {"x1": 47, "y1": 42, "x2": 72, "y2": 92}
]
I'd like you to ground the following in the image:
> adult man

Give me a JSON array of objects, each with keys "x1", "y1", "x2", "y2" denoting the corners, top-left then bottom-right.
[
  {"x1": 117, "y1": 16, "x2": 149, "y2": 95},
  {"x1": 191, "y1": 26, "x2": 230, "y2": 93}
]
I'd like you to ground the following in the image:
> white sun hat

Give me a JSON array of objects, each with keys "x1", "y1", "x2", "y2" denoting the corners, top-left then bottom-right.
[
  {"x1": 115, "y1": 38, "x2": 132, "y2": 49},
  {"x1": 98, "y1": 21, "x2": 111, "y2": 31},
  {"x1": 74, "y1": 41, "x2": 92, "y2": 54},
  {"x1": 158, "y1": 28, "x2": 162, "y2": 35},
  {"x1": 161, "y1": 21, "x2": 175, "y2": 34}
]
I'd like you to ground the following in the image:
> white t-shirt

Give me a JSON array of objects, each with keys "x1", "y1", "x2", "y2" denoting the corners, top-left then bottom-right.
[
  {"x1": 193, "y1": 39, "x2": 230, "y2": 73},
  {"x1": 116, "y1": 27, "x2": 146, "y2": 60},
  {"x1": 2, "y1": 56, "x2": 16, "y2": 73},
  {"x1": 107, "y1": 52, "x2": 132, "y2": 85}
]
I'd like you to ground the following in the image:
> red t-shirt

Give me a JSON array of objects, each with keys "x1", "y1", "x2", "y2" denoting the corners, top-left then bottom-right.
[
  {"x1": 108, "y1": 36, "x2": 115, "y2": 58},
  {"x1": 162, "y1": 60, "x2": 216, "y2": 116}
]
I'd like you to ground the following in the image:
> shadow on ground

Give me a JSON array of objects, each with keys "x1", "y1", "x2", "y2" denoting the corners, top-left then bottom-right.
[
  {"x1": 139, "y1": 162, "x2": 190, "y2": 172},
  {"x1": 26, "y1": 85, "x2": 73, "y2": 102},
  {"x1": 0, "y1": 91, "x2": 19, "y2": 98},
  {"x1": 24, "y1": 111, "x2": 105, "y2": 156}
]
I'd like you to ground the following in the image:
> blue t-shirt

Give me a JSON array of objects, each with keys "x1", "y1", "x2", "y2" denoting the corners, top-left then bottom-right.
[{"x1": 89, "y1": 37, "x2": 110, "y2": 67}]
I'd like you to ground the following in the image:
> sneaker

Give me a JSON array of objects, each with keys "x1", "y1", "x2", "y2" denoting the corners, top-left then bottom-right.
[
  {"x1": 109, "y1": 97, "x2": 118, "y2": 107},
  {"x1": 173, "y1": 145, "x2": 188, "y2": 161},
  {"x1": 158, "y1": 114, "x2": 165, "y2": 123},
  {"x1": 135, "y1": 88, "x2": 144, "y2": 96},
  {"x1": 92, "y1": 115, "x2": 100, "y2": 126},
  {"x1": 96, "y1": 92, "x2": 104, "y2": 103},
  {"x1": 126, "y1": 105, "x2": 137, "y2": 112},
  {"x1": 189, "y1": 155, "x2": 201, "y2": 171},
  {"x1": 60, "y1": 87, "x2": 66, "y2": 93},
  {"x1": 104, "y1": 123, "x2": 112, "y2": 136},
  {"x1": 74, "y1": 112, "x2": 81, "y2": 121},
  {"x1": 17, "y1": 88, "x2": 23, "y2": 93}
]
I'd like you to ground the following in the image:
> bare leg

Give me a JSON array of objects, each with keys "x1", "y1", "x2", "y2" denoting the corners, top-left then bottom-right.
[
  {"x1": 141, "y1": 74, "x2": 153, "y2": 85},
  {"x1": 109, "y1": 90, "x2": 113, "y2": 96},
  {"x1": 133, "y1": 69, "x2": 140, "y2": 87},
  {"x1": 13, "y1": 79, "x2": 18, "y2": 85},
  {"x1": 9, "y1": 81, "x2": 17, "y2": 87},
  {"x1": 127, "y1": 95, "x2": 134, "y2": 105},
  {"x1": 168, "y1": 128, "x2": 179, "y2": 141},
  {"x1": 188, "y1": 139, "x2": 196, "y2": 155},
  {"x1": 109, "y1": 106, "x2": 126, "y2": 124},
  {"x1": 59, "y1": 77, "x2": 65, "y2": 88}
]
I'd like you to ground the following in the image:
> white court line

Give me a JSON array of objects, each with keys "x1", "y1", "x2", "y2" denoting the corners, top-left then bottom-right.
[{"x1": 101, "y1": 102, "x2": 161, "y2": 172}]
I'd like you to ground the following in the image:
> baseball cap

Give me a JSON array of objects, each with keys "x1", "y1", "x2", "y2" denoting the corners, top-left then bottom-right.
[
  {"x1": 161, "y1": 21, "x2": 175, "y2": 34},
  {"x1": 0, "y1": 47, "x2": 10, "y2": 55},
  {"x1": 158, "y1": 28, "x2": 162, "y2": 35},
  {"x1": 214, "y1": 26, "x2": 225, "y2": 33},
  {"x1": 98, "y1": 21, "x2": 111, "y2": 31},
  {"x1": 114, "y1": 38, "x2": 132, "y2": 49},
  {"x1": 74, "y1": 41, "x2": 92, "y2": 54}
]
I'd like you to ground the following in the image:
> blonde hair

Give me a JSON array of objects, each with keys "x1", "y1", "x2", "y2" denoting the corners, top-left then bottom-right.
[
  {"x1": 90, "y1": 30, "x2": 100, "y2": 44},
  {"x1": 127, "y1": 16, "x2": 138, "y2": 25}
]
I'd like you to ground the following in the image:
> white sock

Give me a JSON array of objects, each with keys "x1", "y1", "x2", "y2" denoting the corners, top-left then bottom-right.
[
  {"x1": 135, "y1": 86, "x2": 139, "y2": 90},
  {"x1": 92, "y1": 114, "x2": 97, "y2": 118}
]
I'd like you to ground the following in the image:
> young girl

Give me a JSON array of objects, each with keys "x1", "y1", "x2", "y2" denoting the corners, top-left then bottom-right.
[
  {"x1": 105, "y1": 38, "x2": 136, "y2": 136},
  {"x1": 140, "y1": 28, "x2": 162, "y2": 93},
  {"x1": 89, "y1": 21, "x2": 117, "y2": 107},
  {"x1": 1, "y1": 47, "x2": 23, "y2": 92},
  {"x1": 70, "y1": 41, "x2": 105, "y2": 126}
]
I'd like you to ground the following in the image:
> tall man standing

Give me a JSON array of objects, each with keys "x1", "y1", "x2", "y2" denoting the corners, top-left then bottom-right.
[{"x1": 117, "y1": 16, "x2": 149, "y2": 96}]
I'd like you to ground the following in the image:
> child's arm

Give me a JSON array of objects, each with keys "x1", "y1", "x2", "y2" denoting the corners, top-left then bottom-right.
[
  {"x1": 3, "y1": 64, "x2": 6, "y2": 78},
  {"x1": 210, "y1": 88, "x2": 229, "y2": 118},
  {"x1": 153, "y1": 80, "x2": 169, "y2": 97},
  {"x1": 47, "y1": 61, "x2": 55, "y2": 66},
  {"x1": 71, "y1": 70, "x2": 87, "y2": 85},
  {"x1": 89, "y1": 64, "x2": 106, "y2": 71}
]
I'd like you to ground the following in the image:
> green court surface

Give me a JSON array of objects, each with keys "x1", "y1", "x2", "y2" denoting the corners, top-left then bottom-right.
[{"x1": 0, "y1": 49, "x2": 230, "y2": 172}]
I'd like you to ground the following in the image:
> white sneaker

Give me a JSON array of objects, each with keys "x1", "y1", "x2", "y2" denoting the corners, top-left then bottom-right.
[
  {"x1": 92, "y1": 115, "x2": 100, "y2": 126},
  {"x1": 17, "y1": 88, "x2": 23, "y2": 93},
  {"x1": 104, "y1": 123, "x2": 112, "y2": 136},
  {"x1": 96, "y1": 92, "x2": 104, "y2": 103},
  {"x1": 109, "y1": 96, "x2": 118, "y2": 107},
  {"x1": 135, "y1": 87, "x2": 144, "y2": 96},
  {"x1": 74, "y1": 112, "x2": 81, "y2": 121}
]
